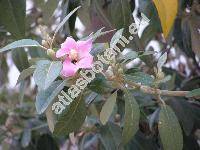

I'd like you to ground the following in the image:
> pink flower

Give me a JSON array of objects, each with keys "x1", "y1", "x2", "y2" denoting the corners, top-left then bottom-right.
[{"x1": 56, "y1": 37, "x2": 93, "y2": 77}]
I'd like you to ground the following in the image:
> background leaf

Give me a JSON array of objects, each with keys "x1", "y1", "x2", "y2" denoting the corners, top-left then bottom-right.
[
  {"x1": 35, "y1": 0, "x2": 58, "y2": 23},
  {"x1": 11, "y1": 48, "x2": 29, "y2": 72},
  {"x1": 122, "y1": 89, "x2": 140, "y2": 144},
  {"x1": 99, "y1": 122, "x2": 123, "y2": 150},
  {"x1": 0, "y1": 0, "x2": 25, "y2": 39},
  {"x1": 110, "y1": 0, "x2": 131, "y2": 29},
  {"x1": 100, "y1": 91, "x2": 117, "y2": 125},
  {"x1": 158, "y1": 105, "x2": 183, "y2": 150},
  {"x1": 36, "y1": 134, "x2": 59, "y2": 150},
  {"x1": 17, "y1": 66, "x2": 35, "y2": 84},
  {"x1": 54, "y1": 6, "x2": 81, "y2": 37},
  {"x1": 187, "y1": 88, "x2": 200, "y2": 98},
  {"x1": 157, "y1": 52, "x2": 167, "y2": 70},
  {"x1": 21, "y1": 129, "x2": 31, "y2": 148}
]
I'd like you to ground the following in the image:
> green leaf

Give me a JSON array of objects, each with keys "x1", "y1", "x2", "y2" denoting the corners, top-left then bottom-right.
[
  {"x1": 167, "y1": 98, "x2": 194, "y2": 135},
  {"x1": 158, "y1": 105, "x2": 183, "y2": 150},
  {"x1": 0, "y1": 39, "x2": 42, "y2": 53},
  {"x1": 88, "y1": 74, "x2": 112, "y2": 94},
  {"x1": 17, "y1": 66, "x2": 35, "y2": 84},
  {"x1": 125, "y1": 72, "x2": 154, "y2": 86},
  {"x1": 110, "y1": 29, "x2": 124, "y2": 48},
  {"x1": 29, "y1": 58, "x2": 49, "y2": 66},
  {"x1": 36, "y1": 80, "x2": 66, "y2": 114},
  {"x1": 139, "y1": 51, "x2": 156, "y2": 57},
  {"x1": 68, "y1": 0, "x2": 80, "y2": 34},
  {"x1": 85, "y1": 27, "x2": 116, "y2": 41},
  {"x1": 19, "y1": 81, "x2": 26, "y2": 105},
  {"x1": 110, "y1": 0, "x2": 131, "y2": 29},
  {"x1": 46, "y1": 105, "x2": 56, "y2": 133},
  {"x1": 187, "y1": 88, "x2": 200, "y2": 98},
  {"x1": 33, "y1": 60, "x2": 62, "y2": 90},
  {"x1": 0, "y1": 55, "x2": 9, "y2": 85},
  {"x1": 0, "y1": 0, "x2": 26, "y2": 39},
  {"x1": 99, "y1": 122, "x2": 123, "y2": 150},
  {"x1": 35, "y1": 0, "x2": 58, "y2": 23},
  {"x1": 11, "y1": 48, "x2": 29, "y2": 72},
  {"x1": 100, "y1": 91, "x2": 117, "y2": 125},
  {"x1": 92, "y1": 0, "x2": 113, "y2": 29},
  {"x1": 120, "y1": 51, "x2": 138, "y2": 62},
  {"x1": 21, "y1": 129, "x2": 31, "y2": 148},
  {"x1": 157, "y1": 52, "x2": 167, "y2": 69},
  {"x1": 139, "y1": 0, "x2": 162, "y2": 46},
  {"x1": 53, "y1": 95, "x2": 86, "y2": 136},
  {"x1": 36, "y1": 134, "x2": 59, "y2": 150},
  {"x1": 122, "y1": 89, "x2": 140, "y2": 144},
  {"x1": 190, "y1": 14, "x2": 200, "y2": 57},
  {"x1": 29, "y1": 47, "x2": 47, "y2": 58},
  {"x1": 54, "y1": 6, "x2": 81, "y2": 37},
  {"x1": 78, "y1": 0, "x2": 91, "y2": 29},
  {"x1": 90, "y1": 43, "x2": 107, "y2": 56}
]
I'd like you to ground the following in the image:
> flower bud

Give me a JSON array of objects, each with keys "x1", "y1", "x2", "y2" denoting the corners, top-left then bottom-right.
[
  {"x1": 115, "y1": 114, "x2": 121, "y2": 122},
  {"x1": 115, "y1": 63, "x2": 120, "y2": 69},
  {"x1": 105, "y1": 70, "x2": 114, "y2": 79},
  {"x1": 118, "y1": 68, "x2": 123, "y2": 74},
  {"x1": 37, "y1": 17, "x2": 44, "y2": 25},
  {"x1": 157, "y1": 70, "x2": 165, "y2": 80},
  {"x1": 105, "y1": 66, "x2": 115, "y2": 79},
  {"x1": 42, "y1": 40, "x2": 49, "y2": 48},
  {"x1": 47, "y1": 49, "x2": 56, "y2": 59}
]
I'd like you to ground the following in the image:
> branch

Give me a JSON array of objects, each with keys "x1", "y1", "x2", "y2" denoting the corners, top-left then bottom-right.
[{"x1": 126, "y1": 80, "x2": 189, "y2": 97}]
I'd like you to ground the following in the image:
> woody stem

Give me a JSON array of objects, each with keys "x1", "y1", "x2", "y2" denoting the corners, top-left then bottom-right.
[{"x1": 124, "y1": 80, "x2": 189, "y2": 97}]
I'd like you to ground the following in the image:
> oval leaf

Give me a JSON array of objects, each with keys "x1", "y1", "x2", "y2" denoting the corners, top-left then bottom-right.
[
  {"x1": 121, "y1": 51, "x2": 138, "y2": 62},
  {"x1": 100, "y1": 91, "x2": 117, "y2": 125},
  {"x1": 17, "y1": 66, "x2": 36, "y2": 84},
  {"x1": 36, "y1": 80, "x2": 66, "y2": 114},
  {"x1": 99, "y1": 122, "x2": 123, "y2": 150},
  {"x1": 110, "y1": 29, "x2": 124, "y2": 48},
  {"x1": 158, "y1": 105, "x2": 183, "y2": 150},
  {"x1": 122, "y1": 89, "x2": 140, "y2": 144},
  {"x1": 33, "y1": 60, "x2": 62, "y2": 90},
  {"x1": 12, "y1": 48, "x2": 29, "y2": 72},
  {"x1": 125, "y1": 72, "x2": 154, "y2": 86},
  {"x1": 0, "y1": 39, "x2": 42, "y2": 53},
  {"x1": 21, "y1": 129, "x2": 31, "y2": 148},
  {"x1": 53, "y1": 96, "x2": 86, "y2": 136},
  {"x1": 46, "y1": 105, "x2": 56, "y2": 133}
]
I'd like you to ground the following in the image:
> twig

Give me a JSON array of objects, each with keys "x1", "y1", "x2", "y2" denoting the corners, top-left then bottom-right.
[{"x1": 126, "y1": 80, "x2": 189, "y2": 97}]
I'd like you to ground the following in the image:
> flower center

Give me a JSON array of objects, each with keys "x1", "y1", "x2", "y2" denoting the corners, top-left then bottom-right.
[{"x1": 69, "y1": 49, "x2": 78, "y2": 63}]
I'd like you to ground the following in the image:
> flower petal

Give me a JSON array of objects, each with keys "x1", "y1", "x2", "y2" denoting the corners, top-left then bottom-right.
[
  {"x1": 61, "y1": 58, "x2": 78, "y2": 77},
  {"x1": 56, "y1": 48, "x2": 67, "y2": 58},
  {"x1": 76, "y1": 55, "x2": 93, "y2": 69},
  {"x1": 56, "y1": 37, "x2": 77, "y2": 58},
  {"x1": 77, "y1": 39, "x2": 92, "y2": 58}
]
